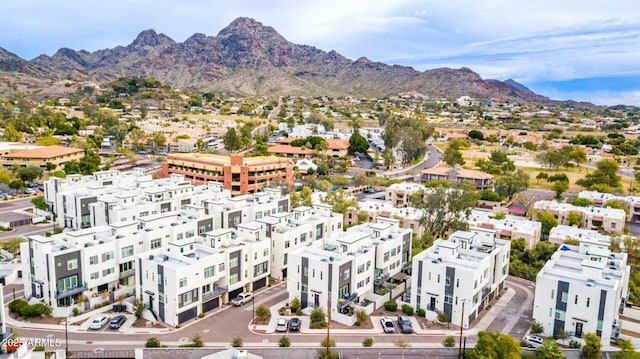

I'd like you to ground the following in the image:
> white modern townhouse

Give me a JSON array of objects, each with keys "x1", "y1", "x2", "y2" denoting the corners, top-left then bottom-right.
[
  {"x1": 548, "y1": 225, "x2": 611, "y2": 246},
  {"x1": 136, "y1": 225, "x2": 270, "y2": 326},
  {"x1": 286, "y1": 217, "x2": 412, "y2": 325},
  {"x1": 256, "y1": 203, "x2": 343, "y2": 280},
  {"x1": 533, "y1": 200, "x2": 626, "y2": 234},
  {"x1": 467, "y1": 208, "x2": 542, "y2": 249},
  {"x1": 46, "y1": 170, "x2": 232, "y2": 230},
  {"x1": 578, "y1": 190, "x2": 640, "y2": 223},
  {"x1": 345, "y1": 199, "x2": 425, "y2": 238},
  {"x1": 20, "y1": 206, "x2": 216, "y2": 310},
  {"x1": 202, "y1": 188, "x2": 290, "y2": 229},
  {"x1": 410, "y1": 228, "x2": 511, "y2": 328},
  {"x1": 532, "y1": 235, "x2": 630, "y2": 342}
]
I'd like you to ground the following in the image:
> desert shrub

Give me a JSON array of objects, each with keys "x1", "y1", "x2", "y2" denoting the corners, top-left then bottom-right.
[
  {"x1": 443, "y1": 335, "x2": 456, "y2": 347},
  {"x1": 401, "y1": 304, "x2": 414, "y2": 316},
  {"x1": 321, "y1": 337, "x2": 336, "y2": 348},
  {"x1": 362, "y1": 337, "x2": 374, "y2": 347},
  {"x1": 290, "y1": 297, "x2": 301, "y2": 313},
  {"x1": 310, "y1": 307, "x2": 326, "y2": 323},
  {"x1": 231, "y1": 337, "x2": 243, "y2": 347},
  {"x1": 145, "y1": 338, "x2": 162, "y2": 348},
  {"x1": 383, "y1": 300, "x2": 397, "y2": 312},
  {"x1": 416, "y1": 308, "x2": 426, "y2": 317},
  {"x1": 279, "y1": 336, "x2": 291, "y2": 347}
]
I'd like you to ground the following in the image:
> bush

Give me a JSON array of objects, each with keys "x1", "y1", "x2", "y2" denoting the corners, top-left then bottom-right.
[
  {"x1": 290, "y1": 297, "x2": 301, "y2": 313},
  {"x1": 198, "y1": 312, "x2": 205, "y2": 318},
  {"x1": 310, "y1": 307, "x2": 326, "y2": 323},
  {"x1": 383, "y1": 300, "x2": 397, "y2": 312},
  {"x1": 569, "y1": 339, "x2": 582, "y2": 349},
  {"x1": 401, "y1": 304, "x2": 414, "y2": 316},
  {"x1": 437, "y1": 312, "x2": 450, "y2": 323},
  {"x1": 279, "y1": 336, "x2": 291, "y2": 347},
  {"x1": 530, "y1": 320, "x2": 544, "y2": 335},
  {"x1": 416, "y1": 308, "x2": 426, "y2": 317},
  {"x1": 443, "y1": 335, "x2": 456, "y2": 347},
  {"x1": 256, "y1": 304, "x2": 270, "y2": 320},
  {"x1": 362, "y1": 337, "x2": 374, "y2": 347},
  {"x1": 191, "y1": 334, "x2": 203, "y2": 347},
  {"x1": 231, "y1": 337, "x2": 243, "y2": 347},
  {"x1": 296, "y1": 309, "x2": 304, "y2": 316},
  {"x1": 145, "y1": 338, "x2": 162, "y2": 348},
  {"x1": 320, "y1": 351, "x2": 340, "y2": 359},
  {"x1": 72, "y1": 307, "x2": 79, "y2": 316},
  {"x1": 8, "y1": 300, "x2": 52, "y2": 317},
  {"x1": 394, "y1": 338, "x2": 411, "y2": 348},
  {"x1": 355, "y1": 309, "x2": 368, "y2": 324},
  {"x1": 321, "y1": 337, "x2": 336, "y2": 348}
]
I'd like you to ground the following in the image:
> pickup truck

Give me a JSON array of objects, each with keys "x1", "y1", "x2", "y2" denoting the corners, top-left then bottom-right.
[{"x1": 231, "y1": 292, "x2": 254, "y2": 306}]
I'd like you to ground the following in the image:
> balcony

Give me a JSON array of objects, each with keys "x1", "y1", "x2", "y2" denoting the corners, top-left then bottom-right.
[
  {"x1": 337, "y1": 292, "x2": 358, "y2": 310},
  {"x1": 203, "y1": 286, "x2": 228, "y2": 301},
  {"x1": 56, "y1": 284, "x2": 87, "y2": 299},
  {"x1": 119, "y1": 269, "x2": 135, "y2": 279}
]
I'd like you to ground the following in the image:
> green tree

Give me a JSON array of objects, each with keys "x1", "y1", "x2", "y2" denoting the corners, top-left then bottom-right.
[
  {"x1": 576, "y1": 159, "x2": 621, "y2": 191},
  {"x1": 0, "y1": 169, "x2": 12, "y2": 184},
  {"x1": 442, "y1": 335, "x2": 456, "y2": 347},
  {"x1": 147, "y1": 132, "x2": 166, "y2": 153},
  {"x1": 279, "y1": 336, "x2": 291, "y2": 347},
  {"x1": 416, "y1": 183, "x2": 480, "y2": 240},
  {"x1": 571, "y1": 197, "x2": 594, "y2": 207},
  {"x1": 16, "y1": 166, "x2": 43, "y2": 183},
  {"x1": 3, "y1": 122, "x2": 22, "y2": 142},
  {"x1": 551, "y1": 181, "x2": 569, "y2": 199},
  {"x1": 536, "y1": 172, "x2": 549, "y2": 184},
  {"x1": 530, "y1": 320, "x2": 544, "y2": 335},
  {"x1": 133, "y1": 298, "x2": 146, "y2": 319},
  {"x1": 535, "y1": 339, "x2": 565, "y2": 359},
  {"x1": 191, "y1": 334, "x2": 203, "y2": 347},
  {"x1": 613, "y1": 339, "x2": 640, "y2": 359},
  {"x1": 348, "y1": 132, "x2": 369, "y2": 154},
  {"x1": 223, "y1": 127, "x2": 241, "y2": 152},
  {"x1": 474, "y1": 331, "x2": 521, "y2": 359},
  {"x1": 537, "y1": 212, "x2": 558, "y2": 238},
  {"x1": 567, "y1": 213, "x2": 582, "y2": 227},
  {"x1": 31, "y1": 196, "x2": 48, "y2": 211},
  {"x1": 568, "y1": 146, "x2": 588, "y2": 168},
  {"x1": 495, "y1": 170, "x2": 530, "y2": 200},
  {"x1": 290, "y1": 297, "x2": 301, "y2": 313},
  {"x1": 255, "y1": 304, "x2": 270, "y2": 320},
  {"x1": 78, "y1": 150, "x2": 101, "y2": 175},
  {"x1": 468, "y1": 130, "x2": 484, "y2": 141},
  {"x1": 323, "y1": 189, "x2": 358, "y2": 214},
  {"x1": 145, "y1": 337, "x2": 162, "y2": 348},
  {"x1": 443, "y1": 146, "x2": 465, "y2": 167},
  {"x1": 1, "y1": 238, "x2": 24, "y2": 256},
  {"x1": 580, "y1": 333, "x2": 601, "y2": 359},
  {"x1": 310, "y1": 307, "x2": 326, "y2": 323}
]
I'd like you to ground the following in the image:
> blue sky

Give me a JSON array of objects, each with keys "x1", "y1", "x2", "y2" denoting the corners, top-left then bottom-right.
[{"x1": 1, "y1": 0, "x2": 639, "y2": 106}]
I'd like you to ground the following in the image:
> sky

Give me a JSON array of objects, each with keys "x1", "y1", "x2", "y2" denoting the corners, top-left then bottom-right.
[{"x1": 1, "y1": 0, "x2": 639, "y2": 106}]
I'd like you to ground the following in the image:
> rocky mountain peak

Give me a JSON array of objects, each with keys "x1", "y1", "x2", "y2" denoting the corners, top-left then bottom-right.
[{"x1": 130, "y1": 29, "x2": 175, "y2": 48}]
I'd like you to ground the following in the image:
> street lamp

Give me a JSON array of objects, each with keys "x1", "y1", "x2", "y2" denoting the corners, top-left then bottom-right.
[{"x1": 458, "y1": 300, "x2": 466, "y2": 359}]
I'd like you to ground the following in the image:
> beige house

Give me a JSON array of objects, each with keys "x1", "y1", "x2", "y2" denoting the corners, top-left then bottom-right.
[
  {"x1": 385, "y1": 182, "x2": 425, "y2": 208},
  {"x1": 533, "y1": 200, "x2": 626, "y2": 234},
  {"x1": 0, "y1": 145, "x2": 84, "y2": 169},
  {"x1": 421, "y1": 167, "x2": 494, "y2": 190}
]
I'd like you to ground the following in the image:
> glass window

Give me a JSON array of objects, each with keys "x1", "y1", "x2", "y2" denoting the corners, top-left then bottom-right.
[
  {"x1": 151, "y1": 239, "x2": 161, "y2": 249},
  {"x1": 179, "y1": 277, "x2": 187, "y2": 287},
  {"x1": 204, "y1": 266, "x2": 215, "y2": 278},
  {"x1": 89, "y1": 255, "x2": 98, "y2": 265},
  {"x1": 121, "y1": 245, "x2": 133, "y2": 258},
  {"x1": 67, "y1": 259, "x2": 78, "y2": 270}
]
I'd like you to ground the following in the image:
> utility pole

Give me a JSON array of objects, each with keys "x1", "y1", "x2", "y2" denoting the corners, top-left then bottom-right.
[
  {"x1": 458, "y1": 300, "x2": 465, "y2": 359},
  {"x1": 325, "y1": 292, "x2": 331, "y2": 356}
]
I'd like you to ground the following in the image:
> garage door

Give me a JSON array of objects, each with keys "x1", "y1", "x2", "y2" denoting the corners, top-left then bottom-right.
[
  {"x1": 253, "y1": 277, "x2": 267, "y2": 291},
  {"x1": 177, "y1": 307, "x2": 197, "y2": 324},
  {"x1": 202, "y1": 298, "x2": 219, "y2": 313},
  {"x1": 229, "y1": 288, "x2": 243, "y2": 301}
]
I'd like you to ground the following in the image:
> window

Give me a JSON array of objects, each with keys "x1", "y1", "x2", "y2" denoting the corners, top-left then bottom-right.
[
  {"x1": 121, "y1": 245, "x2": 133, "y2": 258},
  {"x1": 102, "y1": 267, "x2": 114, "y2": 276},
  {"x1": 202, "y1": 284, "x2": 211, "y2": 294},
  {"x1": 254, "y1": 261, "x2": 268, "y2": 276},
  {"x1": 561, "y1": 291, "x2": 568, "y2": 303},
  {"x1": 90, "y1": 272, "x2": 99, "y2": 280},
  {"x1": 183, "y1": 291, "x2": 193, "y2": 305},
  {"x1": 554, "y1": 310, "x2": 566, "y2": 321},
  {"x1": 179, "y1": 277, "x2": 187, "y2": 288},
  {"x1": 230, "y1": 273, "x2": 239, "y2": 285},
  {"x1": 428, "y1": 272, "x2": 431, "y2": 281},
  {"x1": 391, "y1": 248, "x2": 396, "y2": 256},
  {"x1": 549, "y1": 308, "x2": 552, "y2": 317},
  {"x1": 587, "y1": 297, "x2": 590, "y2": 307},
  {"x1": 186, "y1": 230, "x2": 195, "y2": 238},
  {"x1": 444, "y1": 294, "x2": 453, "y2": 304},
  {"x1": 445, "y1": 276, "x2": 451, "y2": 287},
  {"x1": 357, "y1": 280, "x2": 364, "y2": 289},
  {"x1": 574, "y1": 295, "x2": 578, "y2": 305},
  {"x1": 102, "y1": 251, "x2": 114, "y2": 261},
  {"x1": 57, "y1": 276, "x2": 78, "y2": 291},
  {"x1": 358, "y1": 264, "x2": 365, "y2": 274},
  {"x1": 301, "y1": 233, "x2": 306, "y2": 242},
  {"x1": 551, "y1": 289, "x2": 555, "y2": 299},
  {"x1": 384, "y1": 252, "x2": 390, "y2": 262},
  {"x1": 151, "y1": 239, "x2": 161, "y2": 249},
  {"x1": 230, "y1": 257, "x2": 238, "y2": 268},
  {"x1": 344, "y1": 269, "x2": 350, "y2": 280},
  {"x1": 285, "y1": 241, "x2": 290, "y2": 249},
  {"x1": 437, "y1": 274, "x2": 440, "y2": 283},
  {"x1": 284, "y1": 253, "x2": 288, "y2": 265},
  {"x1": 176, "y1": 233, "x2": 183, "y2": 240},
  {"x1": 263, "y1": 248, "x2": 268, "y2": 257},
  {"x1": 219, "y1": 263, "x2": 225, "y2": 272},
  {"x1": 119, "y1": 261, "x2": 133, "y2": 272},
  {"x1": 456, "y1": 279, "x2": 460, "y2": 288},
  {"x1": 67, "y1": 259, "x2": 78, "y2": 270},
  {"x1": 89, "y1": 255, "x2": 98, "y2": 265},
  {"x1": 597, "y1": 320, "x2": 603, "y2": 331},
  {"x1": 366, "y1": 260, "x2": 371, "y2": 270},
  {"x1": 204, "y1": 266, "x2": 215, "y2": 278},
  {"x1": 159, "y1": 293, "x2": 165, "y2": 304},
  {"x1": 199, "y1": 225, "x2": 207, "y2": 234}
]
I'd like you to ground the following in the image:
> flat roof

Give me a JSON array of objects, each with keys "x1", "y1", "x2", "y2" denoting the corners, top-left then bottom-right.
[{"x1": 1, "y1": 145, "x2": 84, "y2": 159}]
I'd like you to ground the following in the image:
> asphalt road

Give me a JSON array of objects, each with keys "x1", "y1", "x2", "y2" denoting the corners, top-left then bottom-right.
[{"x1": 9, "y1": 277, "x2": 535, "y2": 351}]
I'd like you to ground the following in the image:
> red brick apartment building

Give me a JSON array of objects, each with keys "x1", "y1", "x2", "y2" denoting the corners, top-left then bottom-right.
[{"x1": 162, "y1": 153, "x2": 293, "y2": 195}]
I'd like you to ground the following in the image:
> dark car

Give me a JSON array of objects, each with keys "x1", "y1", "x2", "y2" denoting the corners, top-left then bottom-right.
[
  {"x1": 397, "y1": 315, "x2": 413, "y2": 334},
  {"x1": 109, "y1": 314, "x2": 126, "y2": 329},
  {"x1": 289, "y1": 317, "x2": 301, "y2": 331}
]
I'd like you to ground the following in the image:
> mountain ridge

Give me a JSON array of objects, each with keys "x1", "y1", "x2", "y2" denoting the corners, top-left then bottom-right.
[{"x1": 0, "y1": 17, "x2": 573, "y2": 104}]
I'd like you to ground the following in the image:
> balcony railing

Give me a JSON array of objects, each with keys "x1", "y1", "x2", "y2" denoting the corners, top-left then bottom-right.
[
  {"x1": 119, "y1": 269, "x2": 135, "y2": 278},
  {"x1": 337, "y1": 292, "x2": 358, "y2": 309},
  {"x1": 203, "y1": 286, "x2": 228, "y2": 301},
  {"x1": 56, "y1": 284, "x2": 87, "y2": 299}
]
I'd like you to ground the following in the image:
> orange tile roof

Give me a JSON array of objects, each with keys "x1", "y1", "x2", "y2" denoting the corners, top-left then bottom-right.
[
  {"x1": 276, "y1": 137, "x2": 350, "y2": 150},
  {"x1": 268, "y1": 145, "x2": 312, "y2": 155},
  {"x1": 2, "y1": 145, "x2": 84, "y2": 159}
]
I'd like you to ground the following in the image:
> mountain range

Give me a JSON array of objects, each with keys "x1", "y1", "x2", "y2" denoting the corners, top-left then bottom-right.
[{"x1": 0, "y1": 17, "x2": 576, "y2": 104}]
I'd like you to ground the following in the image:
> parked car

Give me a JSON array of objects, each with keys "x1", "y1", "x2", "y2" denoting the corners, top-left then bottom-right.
[
  {"x1": 109, "y1": 315, "x2": 126, "y2": 329},
  {"x1": 289, "y1": 317, "x2": 301, "y2": 331},
  {"x1": 275, "y1": 318, "x2": 288, "y2": 332},
  {"x1": 25, "y1": 188, "x2": 37, "y2": 194},
  {"x1": 380, "y1": 316, "x2": 395, "y2": 333},
  {"x1": 89, "y1": 315, "x2": 109, "y2": 330},
  {"x1": 523, "y1": 335, "x2": 544, "y2": 348},
  {"x1": 231, "y1": 292, "x2": 254, "y2": 306},
  {"x1": 397, "y1": 315, "x2": 413, "y2": 334}
]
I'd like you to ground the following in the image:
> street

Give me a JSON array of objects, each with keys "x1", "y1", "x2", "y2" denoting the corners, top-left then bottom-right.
[{"x1": 0, "y1": 197, "x2": 53, "y2": 241}]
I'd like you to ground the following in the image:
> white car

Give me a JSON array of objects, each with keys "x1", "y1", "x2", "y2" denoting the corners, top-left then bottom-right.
[
  {"x1": 275, "y1": 318, "x2": 288, "y2": 332},
  {"x1": 89, "y1": 315, "x2": 109, "y2": 330},
  {"x1": 380, "y1": 316, "x2": 395, "y2": 333},
  {"x1": 524, "y1": 335, "x2": 544, "y2": 348},
  {"x1": 231, "y1": 292, "x2": 254, "y2": 306}
]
